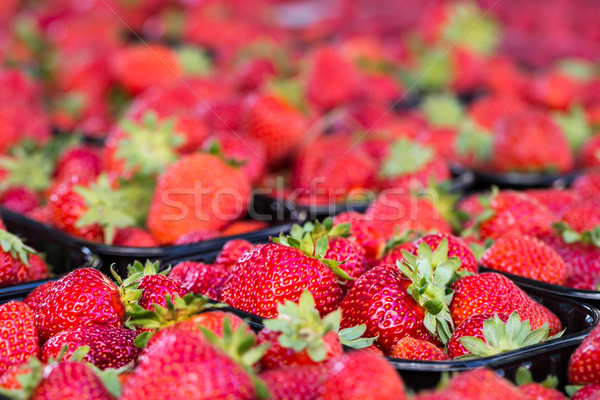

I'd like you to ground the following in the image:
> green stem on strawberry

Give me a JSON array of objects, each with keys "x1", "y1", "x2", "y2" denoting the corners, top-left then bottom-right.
[
  {"x1": 460, "y1": 186, "x2": 499, "y2": 240},
  {"x1": 515, "y1": 366, "x2": 559, "y2": 390},
  {"x1": 457, "y1": 312, "x2": 564, "y2": 359},
  {"x1": 553, "y1": 222, "x2": 600, "y2": 248},
  {"x1": 416, "y1": 178, "x2": 469, "y2": 233},
  {"x1": 0, "y1": 229, "x2": 37, "y2": 266},
  {"x1": 397, "y1": 238, "x2": 467, "y2": 344}
]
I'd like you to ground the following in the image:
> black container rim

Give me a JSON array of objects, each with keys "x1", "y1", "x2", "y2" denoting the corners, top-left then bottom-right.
[{"x1": 450, "y1": 163, "x2": 582, "y2": 188}]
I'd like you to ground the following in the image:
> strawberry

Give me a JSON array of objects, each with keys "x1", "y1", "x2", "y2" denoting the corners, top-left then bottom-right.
[
  {"x1": 480, "y1": 233, "x2": 568, "y2": 285},
  {"x1": 41, "y1": 325, "x2": 139, "y2": 369},
  {"x1": 333, "y1": 212, "x2": 384, "y2": 263},
  {"x1": 571, "y1": 385, "x2": 600, "y2": 400},
  {"x1": 391, "y1": 337, "x2": 449, "y2": 361},
  {"x1": 54, "y1": 145, "x2": 101, "y2": 183},
  {"x1": 320, "y1": 351, "x2": 407, "y2": 400},
  {"x1": 243, "y1": 94, "x2": 307, "y2": 166},
  {"x1": 220, "y1": 241, "x2": 344, "y2": 319},
  {"x1": 572, "y1": 170, "x2": 600, "y2": 198},
  {"x1": 377, "y1": 138, "x2": 450, "y2": 191},
  {"x1": 515, "y1": 367, "x2": 566, "y2": 400},
  {"x1": 23, "y1": 280, "x2": 55, "y2": 311},
  {"x1": 467, "y1": 94, "x2": 526, "y2": 131},
  {"x1": 526, "y1": 71, "x2": 580, "y2": 111},
  {"x1": 555, "y1": 199, "x2": 600, "y2": 243},
  {"x1": 27, "y1": 254, "x2": 50, "y2": 281},
  {"x1": 147, "y1": 152, "x2": 251, "y2": 244},
  {"x1": 0, "y1": 187, "x2": 39, "y2": 214},
  {"x1": 259, "y1": 365, "x2": 325, "y2": 400},
  {"x1": 433, "y1": 368, "x2": 523, "y2": 400},
  {"x1": 215, "y1": 239, "x2": 254, "y2": 268},
  {"x1": 0, "y1": 301, "x2": 38, "y2": 375},
  {"x1": 490, "y1": 110, "x2": 574, "y2": 173},
  {"x1": 579, "y1": 135, "x2": 600, "y2": 169},
  {"x1": 0, "y1": 229, "x2": 39, "y2": 287},
  {"x1": 413, "y1": 233, "x2": 478, "y2": 274},
  {"x1": 221, "y1": 220, "x2": 269, "y2": 236},
  {"x1": 110, "y1": 44, "x2": 181, "y2": 95},
  {"x1": 524, "y1": 188, "x2": 582, "y2": 216},
  {"x1": 449, "y1": 272, "x2": 562, "y2": 334},
  {"x1": 447, "y1": 312, "x2": 555, "y2": 358},
  {"x1": 235, "y1": 57, "x2": 278, "y2": 92},
  {"x1": 113, "y1": 227, "x2": 160, "y2": 247},
  {"x1": 569, "y1": 323, "x2": 600, "y2": 385},
  {"x1": 169, "y1": 261, "x2": 228, "y2": 300},
  {"x1": 173, "y1": 230, "x2": 220, "y2": 245},
  {"x1": 34, "y1": 268, "x2": 126, "y2": 342}
]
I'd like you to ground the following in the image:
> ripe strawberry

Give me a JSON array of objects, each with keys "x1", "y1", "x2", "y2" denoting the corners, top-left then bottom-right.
[
  {"x1": 305, "y1": 46, "x2": 363, "y2": 111},
  {"x1": 333, "y1": 212, "x2": 384, "y2": 263},
  {"x1": 524, "y1": 188, "x2": 582, "y2": 216},
  {"x1": 569, "y1": 323, "x2": 600, "y2": 385},
  {"x1": 34, "y1": 268, "x2": 126, "y2": 342},
  {"x1": 480, "y1": 233, "x2": 568, "y2": 285},
  {"x1": 129, "y1": 262, "x2": 188, "y2": 312},
  {"x1": 173, "y1": 230, "x2": 220, "y2": 245},
  {"x1": 539, "y1": 232, "x2": 600, "y2": 280},
  {"x1": 27, "y1": 254, "x2": 50, "y2": 281},
  {"x1": 579, "y1": 135, "x2": 600, "y2": 169},
  {"x1": 110, "y1": 44, "x2": 181, "y2": 95},
  {"x1": 173, "y1": 116, "x2": 210, "y2": 155},
  {"x1": 391, "y1": 337, "x2": 449, "y2": 361},
  {"x1": 447, "y1": 312, "x2": 554, "y2": 358},
  {"x1": 490, "y1": 110, "x2": 574, "y2": 173},
  {"x1": 449, "y1": 272, "x2": 562, "y2": 334},
  {"x1": 259, "y1": 364, "x2": 325, "y2": 400},
  {"x1": 243, "y1": 94, "x2": 307, "y2": 166},
  {"x1": 41, "y1": 325, "x2": 139, "y2": 369},
  {"x1": 413, "y1": 233, "x2": 478, "y2": 273},
  {"x1": 0, "y1": 301, "x2": 38, "y2": 375},
  {"x1": 324, "y1": 236, "x2": 370, "y2": 291},
  {"x1": 147, "y1": 152, "x2": 251, "y2": 244},
  {"x1": 463, "y1": 190, "x2": 554, "y2": 241},
  {"x1": 436, "y1": 368, "x2": 523, "y2": 400},
  {"x1": 558, "y1": 199, "x2": 600, "y2": 238},
  {"x1": 320, "y1": 351, "x2": 407, "y2": 400},
  {"x1": 220, "y1": 243, "x2": 344, "y2": 319},
  {"x1": 0, "y1": 186, "x2": 39, "y2": 214},
  {"x1": 572, "y1": 170, "x2": 600, "y2": 198},
  {"x1": 221, "y1": 220, "x2": 269, "y2": 236},
  {"x1": 526, "y1": 71, "x2": 580, "y2": 111},
  {"x1": 467, "y1": 94, "x2": 526, "y2": 131},
  {"x1": 169, "y1": 261, "x2": 228, "y2": 300},
  {"x1": 235, "y1": 57, "x2": 277, "y2": 92},
  {"x1": 54, "y1": 145, "x2": 102, "y2": 183},
  {"x1": 23, "y1": 280, "x2": 55, "y2": 310},
  {"x1": 516, "y1": 367, "x2": 566, "y2": 400},
  {"x1": 113, "y1": 227, "x2": 160, "y2": 247},
  {"x1": 0, "y1": 229, "x2": 40, "y2": 287},
  {"x1": 215, "y1": 239, "x2": 254, "y2": 268},
  {"x1": 572, "y1": 385, "x2": 600, "y2": 400}
]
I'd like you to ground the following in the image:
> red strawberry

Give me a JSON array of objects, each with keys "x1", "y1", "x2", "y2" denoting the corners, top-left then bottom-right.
[
  {"x1": 579, "y1": 135, "x2": 600, "y2": 169},
  {"x1": 413, "y1": 233, "x2": 478, "y2": 273},
  {"x1": 559, "y1": 199, "x2": 600, "y2": 237},
  {"x1": 526, "y1": 71, "x2": 580, "y2": 111},
  {"x1": 34, "y1": 268, "x2": 126, "y2": 342},
  {"x1": 215, "y1": 239, "x2": 254, "y2": 268},
  {"x1": 305, "y1": 46, "x2": 363, "y2": 111},
  {"x1": 0, "y1": 301, "x2": 39, "y2": 375},
  {"x1": 320, "y1": 351, "x2": 407, "y2": 400},
  {"x1": 128, "y1": 262, "x2": 188, "y2": 312},
  {"x1": 32, "y1": 361, "x2": 116, "y2": 400},
  {"x1": 572, "y1": 170, "x2": 600, "y2": 198},
  {"x1": 147, "y1": 152, "x2": 251, "y2": 244},
  {"x1": 243, "y1": 94, "x2": 307, "y2": 166},
  {"x1": 467, "y1": 94, "x2": 526, "y2": 131},
  {"x1": 54, "y1": 145, "x2": 101, "y2": 183},
  {"x1": 447, "y1": 312, "x2": 554, "y2": 358},
  {"x1": 480, "y1": 233, "x2": 568, "y2": 285},
  {"x1": 220, "y1": 243, "x2": 344, "y2": 318},
  {"x1": 391, "y1": 337, "x2": 449, "y2": 361},
  {"x1": 174, "y1": 230, "x2": 220, "y2": 245},
  {"x1": 524, "y1": 188, "x2": 582, "y2": 217},
  {"x1": 516, "y1": 367, "x2": 566, "y2": 400},
  {"x1": 41, "y1": 325, "x2": 139, "y2": 369},
  {"x1": 0, "y1": 229, "x2": 40, "y2": 287},
  {"x1": 235, "y1": 58, "x2": 277, "y2": 92},
  {"x1": 436, "y1": 368, "x2": 523, "y2": 400},
  {"x1": 0, "y1": 187, "x2": 39, "y2": 214},
  {"x1": 221, "y1": 220, "x2": 269, "y2": 236},
  {"x1": 569, "y1": 323, "x2": 600, "y2": 385},
  {"x1": 572, "y1": 385, "x2": 600, "y2": 400},
  {"x1": 169, "y1": 261, "x2": 227, "y2": 300},
  {"x1": 23, "y1": 281, "x2": 55, "y2": 311},
  {"x1": 490, "y1": 110, "x2": 574, "y2": 173},
  {"x1": 449, "y1": 272, "x2": 562, "y2": 334},
  {"x1": 113, "y1": 227, "x2": 160, "y2": 247},
  {"x1": 333, "y1": 212, "x2": 384, "y2": 262},
  {"x1": 259, "y1": 365, "x2": 325, "y2": 400},
  {"x1": 110, "y1": 44, "x2": 181, "y2": 95},
  {"x1": 27, "y1": 254, "x2": 50, "y2": 281},
  {"x1": 324, "y1": 236, "x2": 370, "y2": 291}
]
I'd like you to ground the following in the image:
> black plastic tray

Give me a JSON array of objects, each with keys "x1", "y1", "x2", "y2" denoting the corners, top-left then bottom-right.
[
  {"x1": 0, "y1": 201, "x2": 295, "y2": 278},
  {"x1": 257, "y1": 170, "x2": 476, "y2": 221}
]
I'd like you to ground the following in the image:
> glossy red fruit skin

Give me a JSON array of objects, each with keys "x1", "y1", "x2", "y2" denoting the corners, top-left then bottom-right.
[
  {"x1": 569, "y1": 324, "x2": 600, "y2": 385},
  {"x1": 572, "y1": 171, "x2": 600, "y2": 198},
  {"x1": 520, "y1": 382, "x2": 566, "y2": 400},
  {"x1": 0, "y1": 186, "x2": 39, "y2": 214},
  {"x1": 447, "y1": 313, "x2": 510, "y2": 358},
  {"x1": 258, "y1": 330, "x2": 343, "y2": 371},
  {"x1": 174, "y1": 230, "x2": 220, "y2": 245},
  {"x1": 0, "y1": 251, "x2": 29, "y2": 288},
  {"x1": 122, "y1": 330, "x2": 255, "y2": 400},
  {"x1": 325, "y1": 237, "x2": 370, "y2": 292},
  {"x1": 54, "y1": 145, "x2": 102, "y2": 183},
  {"x1": 572, "y1": 384, "x2": 600, "y2": 400},
  {"x1": 32, "y1": 362, "x2": 114, "y2": 400},
  {"x1": 34, "y1": 268, "x2": 126, "y2": 342},
  {"x1": 442, "y1": 369, "x2": 523, "y2": 400},
  {"x1": 23, "y1": 281, "x2": 55, "y2": 310},
  {"x1": 0, "y1": 301, "x2": 39, "y2": 375},
  {"x1": 215, "y1": 239, "x2": 254, "y2": 268},
  {"x1": 524, "y1": 188, "x2": 582, "y2": 217},
  {"x1": 340, "y1": 264, "x2": 438, "y2": 354},
  {"x1": 391, "y1": 337, "x2": 450, "y2": 361},
  {"x1": 539, "y1": 233, "x2": 600, "y2": 278},
  {"x1": 113, "y1": 227, "x2": 159, "y2": 247},
  {"x1": 137, "y1": 275, "x2": 188, "y2": 310},
  {"x1": 333, "y1": 212, "x2": 384, "y2": 263},
  {"x1": 27, "y1": 255, "x2": 50, "y2": 281},
  {"x1": 561, "y1": 200, "x2": 600, "y2": 234},
  {"x1": 220, "y1": 243, "x2": 344, "y2": 319},
  {"x1": 259, "y1": 364, "x2": 326, "y2": 400},
  {"x1": 480, "y1": 234, "x2": 568, "y2": 285},
  {"x1": 169, "y1": 261, "x2": 228, "y2": 300},
  {"x1": 321, "y1": 351, "x2": 407, "y2": 400},
  {"x1": 414, "y1": 233, "x2": 478, "y2": 273},
  {"x1": 378, "y1": 242, "x2": 417, "y2": 267},
  {"x1": 41, "y1": 325, "x2": 140, "y2": 370}
]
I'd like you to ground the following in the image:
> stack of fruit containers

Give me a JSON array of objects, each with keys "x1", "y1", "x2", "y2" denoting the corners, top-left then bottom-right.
[{"x1": 3, "y1": 0, "x2": 600, "y2": 399}]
